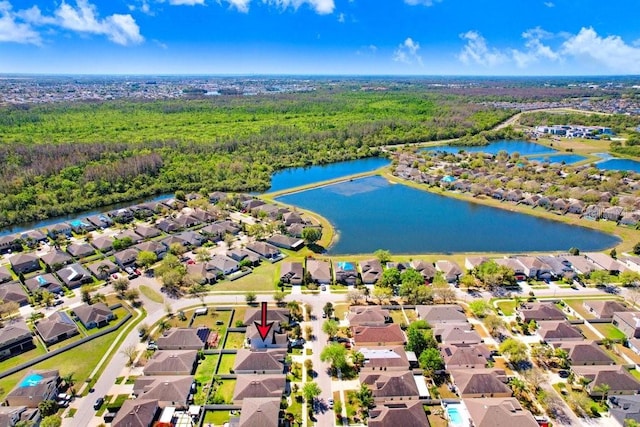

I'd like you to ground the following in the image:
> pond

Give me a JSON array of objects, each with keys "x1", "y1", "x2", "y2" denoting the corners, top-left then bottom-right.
[
  {"x1": 597, "y1": 158, "x2": 640, "y2": 173},
  {"x1": 423, "y1": 139, "x2": 557, "y2": 156},
  {"x1": 526, "y1": 154, "x2": 587, "y2": 164},
  {"x1": 277, "y1": 175, "x2": 619, "y2": 254},
  {"x1": 265, "y1": 157, "x2": 390, "y2": 193}
]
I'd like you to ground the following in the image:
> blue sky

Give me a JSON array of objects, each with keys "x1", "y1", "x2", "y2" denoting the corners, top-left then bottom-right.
[{"x1": 1, "y1": 0, "x2": 639, "y2": 75}]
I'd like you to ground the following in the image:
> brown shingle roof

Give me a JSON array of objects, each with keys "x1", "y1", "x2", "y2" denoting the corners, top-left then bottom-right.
[
  {"x1": 112, "y1": 399, "x2": 159, "y2": 427},
  {"x1": 232, "y1": 374, "x2": 286, "y2": 402},
  {"x1": 465, "y1": 397, "x2": 538, "y2": 427},
  {"x1": 351, "y1": 324, "x2": 406, "y2": 345},
  {"x1": 368, "y1": 401, "x2": 429, "y2": 427},
  {"x1": 359, "y1": 371, "x2": 419, "y2": 400},
  {"x1": 450, "y1": 368, "x2": 512, "y2": 397},
  {"x1": 143, "y1": 350, "x2": 198, "y2": 376}
]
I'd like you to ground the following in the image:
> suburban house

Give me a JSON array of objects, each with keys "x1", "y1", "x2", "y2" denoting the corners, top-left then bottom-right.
[
  {"x1": 0, "y1": 320, "x2": 33, "y2": 359},
  {"x1": 206, "y1": 255, "x2": 240, "y2": 276},
  {"x1": 266, "y1": 234, "x2": 304, "y2": 251},
  {"x1": 513, "y1": 256, "x2": 552, "y2": 280},
  {"x1": 232, "y1": 374, "x2": 286, "y2": 404},
  {"x1": 0, "y1": 406, "x2": 37, "y2": 427},
  {"x1": 555, "y1": 341, "x2": 615, "y2": 365},
  {"x1": 227, "y1": 249, "x2": 261, "y2": 266},
  {"x1": 518, "y1": 303, "x2": 566, "y2": 323},
  {"x1": 464, "y1": 398, "x2": 539, "y2": 427},
  {"x1": 416, "y1": 304, "x2": 467, "y2": 325},
  {"x1": 134, "y1": 241, "x2": 167, "y2": 260},
  {"x1": 230, "y1": 397, "x2": 281, "y2": 427},
  {"x1": 279, "y1": 262, "x2": 303, "y2": 286},
  {"x1": 86, "y1": 214, "x2": 113, "y2": 229},
  {"x1": 244, "y1": 308, "x2": 290, "y2": 326},
  {"x1": 495, "y1": 258, "x2": 527, "y2": 280},
  {"x1": 465, "y1": 256, "x2": 489, "y2": 271},
  {"x1": 563, "y1": 255, "x2": 603, "y2": 276},
  {"x1": 20, "y1": 229, "x2": 47, "y2": 245},
  {"x1": 359, "y1": 259, "x2": 383, "y2": 285},
  {"x1": 47, "y1": 223, "x2": 72, "y2": 239},
  {"x1": 359, "y1": 371, "x2": 420, "y2": 402},
  {"x1": 57, "y1": 263, "x2": 93, "y2": 288},
  {"x1": 35, "y1": 311, "x2": 78, "y2": 345},
  {"x1": 0, "y1": 235, "x2": 22, "y2": 254},
  {"x1": 9, "y1": 253, "x2": 41, "y2": 275},
  {"x1": 351, "y1": 324, "x2": 406, "y2": 347},
  {"x1": 245, "y1": 242, "x2": 282, "y2": 262},
  {"x1": 114, "y1": 248, "x2": 140, "y2": 267},
  {"x1": 583, "y1": 300, "x2": 630, "y2": 319},
  {"x1": 613, "y1": 311, "x2": 640, "y2": 338},
  {"x1": 111, "y1": 399, "x2": 159, "y2": 427},
  {"x1": 326, "y1": 260, "x2": 357, "y2": 286},
  {"x1": 409, "y1": 260, "x2": 437, "y2": 281},
  {"x1": 536, "y1": 321, "x2": 584, "y2": 342},
  {"x1": 40, "y1": 250, "x2": 72, "y2": 270},
  {"x1": 186, "y1": 263, "x2": 217, "y2": 284},
  {"x1": 440, "y1": 343, "x2": 491, "y2": 370},
  {"x1": 0, "y1": 265, "x2": 11, "y2": 284},
  {"x1": 156, "y1": 219, "x2": 180, "y2": 234},
  {"x1": 86, "y1": 260, "x2": 119, "y2": 280},
  {"x1": 306, "y1": 259, "x2": 332, "y2": 284},
  {"x1": 132, "y1": 376, "x2": 193, "y2": 408},
  {"x1": 66, "y1": 242, "x2": 95, "y2": 259},
  {"x1": 368, "y1": 401, "x2": 429, "y2": 427},
  {"x1": 282, "y1": 211, "x2": 304, "y2": 226},
  {"x1": 91, "y1": 236, "x2": 114, "y2": 252},
  {"x1": 609, "y1": 395, "x2": 640, "y2": 427},
  {"x1": 585, "y1": 252, "x2": 628, "y2": 275},
  {"x1": 246, "y1": 323, "x2": 289, "y2": 350},
  {"x1": 450, "y1": 368, "x2": 512, "y2": 398},
  {"x1": 5, "y1": 370, "x2": 59, "y2": 408},
  {"x1": 114, "y1": 229, "x2": 143, "y2": 244},
  {"x1": 73, "y1": 303, "x2": 114, "y2": 329},
  {"x1": 143, "y1": 350, "x2": 199, "y2": 376},
  {"x1": 435, "y1": 323, "x2": 482, "y2": 345},
  {"x1": 537, "y1": 255, "x2": 576, "y2": 280},
  {"x1": 199, "y1": 224, "x2": 226, "y2": 241},
  {"x1": 435, "y1": 260, "x2": 463, "y2": 283},
  {"x1": 156, "y1": 328, "x2": 210, "y2": 350},
  {"x1": 347, "y1": 306, "x2": 390, "y2": 326},
  {"x1": 233, "y1": 349, "x2": 286, "y2": 374},
  {"x1": 175, "y1": 231, "x2": 206, "y2": 248},
  {"x1": 572, "y1": 366, "x2": 640, "y2": 397},
  {"x1": 0, "y1": 282, "x2": 29, "y2": 306},
  {"x1": 161, "y1": 235, "x2": 187, "y2": 251},
  {"x1": 174, "y1": 214, "x2": 200, "y2": 229},
  {"x1": 357, "y1": 346, "x2": 411, "y2": 371}
]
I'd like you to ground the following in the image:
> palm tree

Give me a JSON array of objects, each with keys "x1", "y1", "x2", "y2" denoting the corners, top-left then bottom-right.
[
  {"x1": 158, "y1": 319, "x2": 170, "y2": 333},
  {"x1": 287, "y1": 300, "x2": 302, "y2": 321},
  {"x1": 594, "y1": 383, "x2": 610, "y2": 404},
  {"x1": 98, "y1": 264, "x2": 110, "y2": 281},
  {"x1": 509, "y1": 377, "x2": 528, "y2": 400},
  {"x1": 61, "y1": 372, "x2": 75, "y2": 394}
]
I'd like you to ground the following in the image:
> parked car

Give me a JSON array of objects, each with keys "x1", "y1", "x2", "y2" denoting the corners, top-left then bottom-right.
[
  {"x1": 328, "y1": 398, "x2": 334, "y2": 409},
  {"x1": 93, "y1": 397, "x2": 105, "y2": 410},
  {"x1": 558, "y1": 370, "x2": 570, "y2": 378}
]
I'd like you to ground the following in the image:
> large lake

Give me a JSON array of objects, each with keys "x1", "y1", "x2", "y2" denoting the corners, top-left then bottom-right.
[
  {"x1": 277, "y1": 175, "x2": 619, "y2": 254},
  {"x1": 526, "y1": 154, "x2": 587, "y2": 164},
  {"x1": 423, "y1": 139, "x2": 557, "y2": 155},
  {"x1": 0, "y1": 157, "x2": 390, "y2": 236},
  {"x1": 598, "y1": 158, "x2": 640, "y2": 173}
]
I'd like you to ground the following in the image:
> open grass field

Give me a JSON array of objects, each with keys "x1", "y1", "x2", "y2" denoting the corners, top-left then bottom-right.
[{"x1": 211, "y1": 263, "x2": 278, "y2": 292}]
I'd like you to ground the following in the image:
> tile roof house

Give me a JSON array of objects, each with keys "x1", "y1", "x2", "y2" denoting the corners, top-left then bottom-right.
[
  {"x1": 86, "y1": 259, "x2": 119, "y2": 280},
  {"x1": 111, "y1": 398, "x2": 159, "y2": 427},
  {"x1": 351, "y1": 324, "x2": 406, "y2": 347},
  {"x1": 133, "y1": 376, "x2": 194, "y2": 408},
  {"x1": 35, "y1": 311, "x2": 78, "y2": 345},
  {"x1": 357, "y1": 346, "x2": 411, "y2": 371},
  {"x1": 359, "y1": 371, "x2": 420, "y2": 402},
  {"x1": 233, "y1": 349, "x2": 286, "y2": 374},
  {"x1": 306, "y1": 259, "x2": 332, "y2": 284},
  {"x1": 66, "y1": 242, "x2": 95, "y2": 259},
  {"x1": 5, "y1": 370, "x2": 59, "y2": 408},
  {"x1": 73, "y1": 303, "x2": 114, "y2": 329},
  {"x1": 435, "y1": 323, "x2": 482, "y2": 345},
  {"x1": 415, "y1": 304, "x2": 467, "y2": 325},
  {"x1": 464, "y1": 398, "x2": 538, "y2": 427},
  {"x1": 441, "y1": 343, "x2": 491, "y2": 370},
  {"x1": 572, "y1": 366, "x2": 640, "y2": 397},
  {"x1": 0, "y1": 320, "x2": 33, "y2": 359},
  {"x1": 536, "y1": 321, "x2": 584, "y2": 342},
  {"x1": 143, "y1": 350, "x2": 199, "y2": 376},
  {"x1": 9, "y1": 253, "x2": 41, "y2": 275},
  {"x1": 279, "y1": 261, "x2": 303, "y2": 286},
  {"x1": 613, "y1": 311, "x2": 640, "y2": 339},
  {"x1": 518, "y1": 302, "x2": 565, "y2": 323},
  {"x1": 40, "y1": 250, "x2": 72, "y2": 270},
  {"x1": 359, "y1": 259, "x2": 383, "y2": 285},
  {"x1": 230, "y1": 397, "x2": 281, "y2": 427},
  {"x1": 206, "y1": 255, "x2": 239, "y2": 276},
  {"x1": 134, "y1": 241, "x2": 167, "y2": 260},
  {"x1": 347, "y1": 306, "x2": 390, "y2": 326},
  {"x1": 368, "y1": 400, "x2": 429, "y2": 427},
  {"x1": 583, "y1": 300, "x2": 630, "y2": 319},
  {"x1": 156, "y1": 328, "x2": 209, "y2": 350},
  {"x1": 91, "y1": 236, "x2": 114, "y2": 252},
  {"x1": 245, "y1": 242, "x2": 282, "y2": 262},
  {"x1": 114, "y1": 248, "x2": 140, "y2": 267},
  {"x1": 554, "y1": 341, "x2": 615, "y2": 365},
  {"x1": 134, "y1": 225, "x2": 162, "y2": 239},
  {"x1": 232, "y1": 374, "x2": 286, "y2": 404},
  {"x1": 435, "y1": 260, "x2": 463, "y2": 283},
  {"x1": 450, "y1": 368, "x2": 512, "y2": 398},
  {"x1": 57, "y1": 263, "x2": 93, "y2": 288},
  {"x1": 0, "y1": 282, "x2": 29, "y2": 306}
]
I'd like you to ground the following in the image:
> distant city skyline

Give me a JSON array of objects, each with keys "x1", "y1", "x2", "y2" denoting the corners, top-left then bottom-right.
[{"x1": 1, "y1": 0, "x2": 639, "y2": 75}]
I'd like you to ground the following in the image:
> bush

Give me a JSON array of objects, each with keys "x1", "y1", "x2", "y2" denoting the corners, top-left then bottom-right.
[
  {"x1": 590, "y1": 404, "x2": 600, "y2": 417},
  {"x1": 235, "y1": 320, "x2": 244, "y2": 327}
]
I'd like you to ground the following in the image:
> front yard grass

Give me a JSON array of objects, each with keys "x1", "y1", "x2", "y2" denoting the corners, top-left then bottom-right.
[
  {"x1": 212, "y1": 263, "x2": 278, "y2": 292},
  {"x1": 495, "y1": 301, "x2": 516, "y2": 315},
  {"x1": 593, "y1": 323, "x2": 626, "y2": 340},
  {"x1": 217, "y1": 353, "x2": 236, "y2": 375},
  {"x1": 139, "y1": 285, "x2": 164, "y2": 304}
]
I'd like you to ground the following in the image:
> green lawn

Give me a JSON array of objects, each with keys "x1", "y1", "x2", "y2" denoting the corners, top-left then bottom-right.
[
  {"x1": 0, "y1": 339, "x2": 47, "y2": 373},
  {"x1": 593, "y1": 323, "x2": 626, "y2": 340},
  {"x1": 224, "y1": 332, "x2": 246, "y2": 349},
  {"x1": 212, "y1": 263, "x2": 278, "y2": 292},
  {"x1": 389, "y1": 309, "x2": 408, "y2": 325},
  {"x1": 193, "y1": 355, "x2": 218, "y2": 405},
  {"x1": 287, "y1": 392, "x2": 304, "y2": 426},
  {"x1": 139, "y1": 285, "x2": 164, "y2": 303},
  {"x1": 564, "y1": 299, "x2": 597, "y2": 319},
  {"x1": 217, "y1": 353, "x2": 236, "y2": 375},
  {"x1": 214, "y1": 379, "x2": 236, "y2": 404},
  {"x1": 230, "y1": 307, "x2": 247, "y2": 326},
  {"x1": 495, "y1": 301, "x2": 516, "y2": 315},
  {"x1": 203, "y1": 410, "x2": 232, "y2": 426}
]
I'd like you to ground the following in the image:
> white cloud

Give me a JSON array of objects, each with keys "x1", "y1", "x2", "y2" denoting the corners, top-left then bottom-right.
[
  {"x1": 511, "y1": 27, "x2": 559, "y2": 68},
  {"x1": 170, "y1": 0, "x2": 206, "y2": 5},
  {"x1": 224, "y1": 0, "x2": 251, "y2": 12},
  {"x1": 55, "y1": 0, "x2": 143, "y2": 45},
  {"x1": 404, "y1": 0, "x2": 440, "y2": 5},
  {"x1": 337, "y1": 12, "x2": 344, "y2": 23},
  {"x1": 393, "y1": 37, "x2": 423, "y2": 66},
  {"x1": 561, "y1": 27, "x2": 640, "y2": 73},
  {"x1": 458, "y1": 30, "x2": 507, "y2": 67},
  {"x1": 262, "y1": 0, "x2": 335, "y2": 14},
  {"x1": 544, "y1": 1, "x2": 554, "y2": 7},
  {"x1": 0, "y1": 1, "x2": 42, "y2": 44}
]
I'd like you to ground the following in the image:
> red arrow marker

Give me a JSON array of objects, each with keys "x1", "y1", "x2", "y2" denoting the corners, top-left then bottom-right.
[{"x1": 254, "y1": 301, "x2": 274, "y2": 341}]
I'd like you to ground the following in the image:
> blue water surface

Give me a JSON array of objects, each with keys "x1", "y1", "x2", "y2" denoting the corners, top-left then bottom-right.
[
  {"x1": 526, "y1": 154, "x2": 587, "y2": 164},
  {"x1": 423, "y1": 139, "x2": 557, "y2": 156},
  {"x1": 277, "y1": 175, "x2": 619, "y2": 254}
]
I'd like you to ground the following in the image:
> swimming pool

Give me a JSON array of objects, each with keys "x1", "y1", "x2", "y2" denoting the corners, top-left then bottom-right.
[
  {"x1": 447, "y1": 407, "x2": 463, "y2": 424},
  {"x1": 20, "y1": 373, "x2": 43, "y2": 387}
]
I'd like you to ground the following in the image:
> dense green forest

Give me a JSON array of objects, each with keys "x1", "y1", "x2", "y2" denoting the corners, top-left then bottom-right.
[{"x1": 0, "y1": 90, "x2": 513, "y2": 227}]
